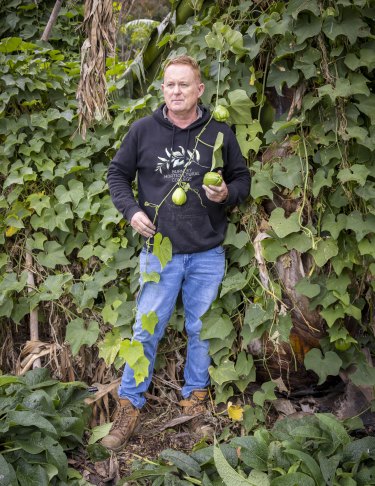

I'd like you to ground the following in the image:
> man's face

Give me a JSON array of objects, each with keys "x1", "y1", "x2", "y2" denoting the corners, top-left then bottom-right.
[{"x1": 161, "y1": 64, "x2": 205, "y2": 117}]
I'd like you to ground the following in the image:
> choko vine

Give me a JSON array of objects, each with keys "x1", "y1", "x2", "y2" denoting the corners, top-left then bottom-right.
[{"x1": 0, "y1": 0, "x2": 374, "y2": 433}]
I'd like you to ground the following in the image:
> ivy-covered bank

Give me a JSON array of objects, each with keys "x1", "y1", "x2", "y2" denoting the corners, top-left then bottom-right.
[{"x1": 0, "y1": 0, "x2": 374, "y2": 428}]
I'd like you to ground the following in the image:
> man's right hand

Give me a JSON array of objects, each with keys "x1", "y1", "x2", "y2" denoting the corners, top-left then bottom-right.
[{"x1": 130, "y1": 211, "x2": 156, "y2": 238}]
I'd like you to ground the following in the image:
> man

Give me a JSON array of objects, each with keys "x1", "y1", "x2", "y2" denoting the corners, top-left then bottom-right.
[{"x1": 103, "y1": 55, "x2": 250, "y2": 451}]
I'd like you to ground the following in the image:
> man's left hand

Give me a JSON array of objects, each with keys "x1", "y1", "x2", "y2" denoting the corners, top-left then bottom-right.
[{"x1": 202, "y1": 171, "x2": 228, "y2": 203}]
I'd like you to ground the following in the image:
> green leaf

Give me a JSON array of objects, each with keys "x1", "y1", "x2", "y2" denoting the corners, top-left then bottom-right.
[
  {"x1": 54, "y1": 179, "x2": 85, "y2": 206},
  {"x1": 118, "y1": 340, "x2": 149, "y2": 385},
  {"x1": 244, "y1": 303, "x2": 273, "y2": 332},
  {"x1": 294, "y1": 13, "x2": 322, "y2": 44},
  {"x1": 272, "y1": 156, "x2": 303, "y2": 191},
  {"x1": 270, "y1": 472, "x2": 315, "y2": 486},
  {"x1": 141, "y1": 311, "x2": 158, "y2": 334},
  {"x1": 228, "y1": 89, "x2": 254, "y2": 124},
  {"x1": 269, "y1": 208, "x2": 300, "y2": 238},
  {"x1": 285, "y1": 0, "x2": 320, "y2": 19},
  {"x1": 321, "y1": 213, "x2": 347, "y2": 240},
  {"x1": 235, "y1": 351, "x2": 255, "y2": 381},
  {"x1": 261, "y1": 238, "x2": 288, "y2": 262},
  {"x1": 338, "y1": 164, "x2": 369, "y2": 186},
  {"x1": 98, "y1": 328, "x2": 122, "y2": 365},
  {"x1": 345, "y1": 48, "x2": 375, "y2": 71},
  {"x1": 30, "y1": 273, "x2": 72, "y2": 307},
  {"x1": 0, "y1": 375, "x2": 22, "y2": 387},
  {"x1": 209, "y1": 360, "x2": 239, "y2": 386},
  {"x1": 285, "y1": 449, "x2": 324, "y2": 485},
  {"x1": 141, "y1": 271, "x2": 160, "y2": 283},
  {"x1": 304, "y1": 349, "x2": 342, "y2": 385},
  {"x1": 87, "y1": 443, "x2": 111, "y2": 462},
  {"x1": 342, "y1": 436, "x2": 375, "y2": 464},
  {"x1": 316, "y1": 413, "x2": 350, "y2": 449},
  {"x1": 120, "y1": 466, "x2": 178, "y2": 482},
  {"x1": 310, "y1": 238, "x2": 338, "y2": 267},
  {"x1": 223, "y1": 223, "x2": 250, "y2": 248},
  {"x1": 350, "y1": 362, "x2": 375, "y2": 387},
  {"x1": 295, "y1": 277, "x2": 320, "y2": 298},
  {"x1": 250, "y1": 162, "x2": 275, "y2": 200},
  {"x1": 231, "y1": 435, "x2": 269, "y2": 471},
  {"x1": 318, "y1": 78, "x2": 351, "y2": 102},
  {"x1": 88, "y1": 423, "x2": 112, "y2": 445},
  {"x1": 278, "y1": 314, "x2": 293, "y2": 342},
  {"x1": 0, "y1": 36, "x2": 37, "y2": 53},
  {"x1": 253, "y1": 381, "x2": 277, "y2": 407},
  {"x1": 7, "y1": 410, "x2": 57, "y2": 437},
  {"x1": 37, "y1": 241, "x2": 69, "y2": 269},
  {"x1": 213, "y1": 441, "x2": 261, "y2": 486},
  {"x1": 267, "y1": 63, "x2": 299, "y2": 96},
  {"x1": 346, "y1": 211, "x2": 375, "y2": 241},
  {"x1": 15, "y1": 461, "x2": 49, "y2": 486},
  {"x1": 159, "y1": 449, "x2": 202, "y2": 479},
  {"x1": 65, "y1": 318, "x2": 99, "y2": 356},
  {"x1": 211, "y1": 131, "x2": 224, "y2": 170},
  {"x1": 358, "y1": 236, "x2": 375, "y2": 258},
  {"x1": 322, "y1": 8, "x2": 370, "y2": 44},
  {"x1": 354, "y1": 94, "x2": 375, "y2": 124},
  {"x1": 283, "y1": 233, "x2": 313, "y2": 253},
  {"x1": 0, "y1": 271, "x2": 28, "y2": 295},
  {"x1": 101, "y1": 302, "x2": 120, "y2": 325},
  {"x1": 235, "y1": 122, "x2": 262, "y2": 157},
  {"x1": 220, "y1": 270, "x2": 248, "y2": 297},
  {"x1": 152, "y1": 232, "x2": 172, "y2": 269},
  {"x1": 312, "y1": 168, "x2": 334, "y2": 197},
  {"x1": 46, "y1": 442, "x2": 68, "y2": 481},
  {"x1": 0, "y1": 453, "x2": 17, "y2": 485},
  {"x1": 294, "y1": 47, "x2": 321, "y2": 79},
  {"x1": 118, "y1": 339, "x2": 143, "y2": 367},
  {"x1": 201, "y1": 309, "x2": 234, "y2": 340},
  {"x1": 27, "y1": 193, "x2": 51, "y2": 215}
]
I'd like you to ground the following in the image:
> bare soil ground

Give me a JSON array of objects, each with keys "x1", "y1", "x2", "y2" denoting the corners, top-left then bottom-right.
[{"x1": 71, "y1": 397, "x2": 232, "y2": 485}]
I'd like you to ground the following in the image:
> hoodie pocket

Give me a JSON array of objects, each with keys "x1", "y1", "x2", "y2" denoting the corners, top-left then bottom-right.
[{"x1": 157, "y1": 204, "x2": 220, "y2": 252}]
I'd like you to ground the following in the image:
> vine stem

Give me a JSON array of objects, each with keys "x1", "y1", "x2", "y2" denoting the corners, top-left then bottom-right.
[
  {"x1": 215, "y1": 50, "x2": 222, "y2": 106},
  {"x1": 299, "y1": 125, "x2": 316, "y2": 249}
]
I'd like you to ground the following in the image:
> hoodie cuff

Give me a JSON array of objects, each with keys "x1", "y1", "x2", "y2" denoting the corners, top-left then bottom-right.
[
  {"x1": 222, "y1": 184, "x2": 238, "y2": 206},
  {"x1": 125, "y1": 205, "x2": 142, "y2": 223}
]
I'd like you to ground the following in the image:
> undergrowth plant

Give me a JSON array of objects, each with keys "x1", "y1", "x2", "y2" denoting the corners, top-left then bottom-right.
[
  {"x1": 120, "y1": 414, "x2": 375, "y2": 486},
  {"x1": 0, "y1": 368, "x2": 91, "y2": 485}
]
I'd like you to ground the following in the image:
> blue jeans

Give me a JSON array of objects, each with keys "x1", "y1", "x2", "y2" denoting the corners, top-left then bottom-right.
[{"x1": 118, "y1": 246, "x2": 226, "y2": 408}]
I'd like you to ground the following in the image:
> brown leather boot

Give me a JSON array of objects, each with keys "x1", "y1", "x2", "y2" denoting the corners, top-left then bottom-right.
[
  {"x1": 179, "y1": 390, "x2": 208, "y2": 416},
  {"x1": 101, "y1": 398, "x2": 140, "y2": 451},
  {"x1": 179, "y1": 390, "x2": 213, "y2": 436}
]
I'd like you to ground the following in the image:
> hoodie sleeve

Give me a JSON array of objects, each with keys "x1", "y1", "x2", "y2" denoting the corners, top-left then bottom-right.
[
  {"x1": 107, "y1": 126, "x2": 142, "y2": 222},
  {"x1": 221, "y1": 126, "x2": 251, "y2": 206}
]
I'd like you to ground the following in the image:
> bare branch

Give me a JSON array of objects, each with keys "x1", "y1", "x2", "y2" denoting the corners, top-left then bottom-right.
[{"x1": 40, "y1": 0, "x2": 64, "y2": 42}]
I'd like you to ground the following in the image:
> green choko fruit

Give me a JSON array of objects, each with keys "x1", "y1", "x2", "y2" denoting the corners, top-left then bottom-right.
[
  {"x1": 334, "y1": 338, "x2": 352, "y2": 351},
  {"x1": 172, "y1": 187, "x2": 187, "y2": 205},
  {"x1": 213, "y1": 105, "x2": 230, "y2": 122},
  {"x1": 203, "y1": 171, "x2": 223, "y2": 187}
]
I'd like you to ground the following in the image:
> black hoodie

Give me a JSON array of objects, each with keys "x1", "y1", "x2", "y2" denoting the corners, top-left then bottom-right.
[{"x1": 107, "y1": 104, "x2": 250, "y2": 254}]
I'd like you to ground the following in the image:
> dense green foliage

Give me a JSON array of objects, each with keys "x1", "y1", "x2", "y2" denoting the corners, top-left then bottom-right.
[
  {"x1": 0, "y1": 368, "x2": 90, "y2": 485},
  {"x1": 121, "y1": 414, "x2": 375, "y2": 485},
  {"x1": 0, "y1": 0, "x2": 374, "y2": 430}
]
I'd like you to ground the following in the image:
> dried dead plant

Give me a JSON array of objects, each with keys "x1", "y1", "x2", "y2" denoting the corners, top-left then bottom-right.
[
  {"x1": 77, "y1": 0, "x2": 115, "y2": 138},
  {"x1": 16, "y1": 340, "x2": 62, "y2": 375}
]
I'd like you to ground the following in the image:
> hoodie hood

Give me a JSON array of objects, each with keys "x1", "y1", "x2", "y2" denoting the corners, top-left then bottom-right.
[{"x1": 152, "y1": 103, "x2": 211, "y2": 129}]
